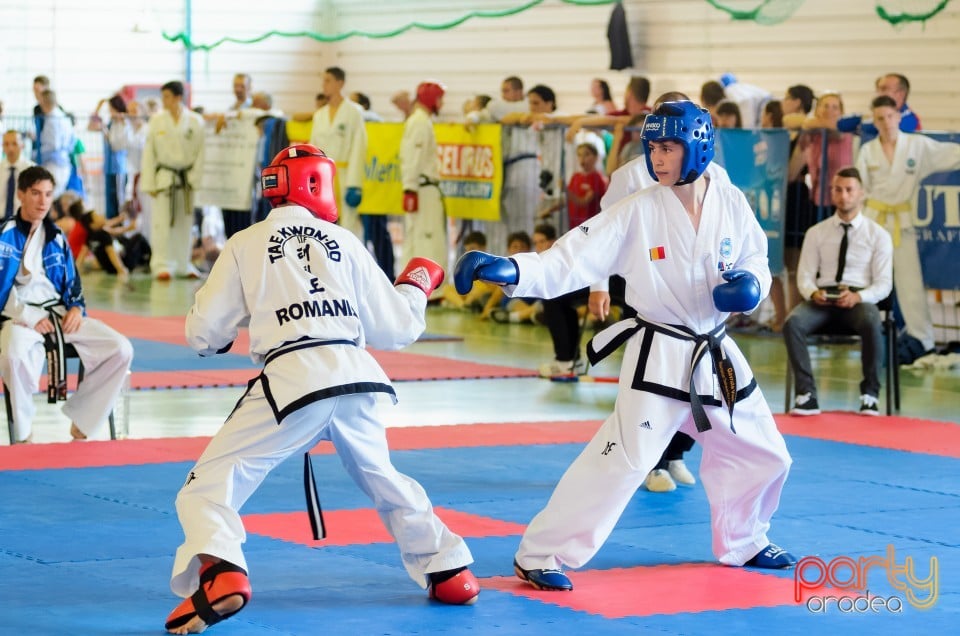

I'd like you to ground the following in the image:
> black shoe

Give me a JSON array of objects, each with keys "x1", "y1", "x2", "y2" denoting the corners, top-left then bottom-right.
[
  {"x1": 790, "y1": 393, "x2": 820, "y2": 416},
  {"x1": 859, "y1": 394, "x2": 879, "y2": 416}
]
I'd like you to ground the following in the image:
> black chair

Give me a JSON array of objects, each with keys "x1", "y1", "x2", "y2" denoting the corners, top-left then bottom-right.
[
  {"x1": 784, "y1": 294, "x2": 901, "y2": 415},
  {"x1": 5, "y1": 342, "x2": 116, "y2": 443}
]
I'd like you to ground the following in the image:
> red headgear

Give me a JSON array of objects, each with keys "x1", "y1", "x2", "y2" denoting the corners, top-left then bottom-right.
[
  {"x1": 416, "y1": 81, "x2": 445, "y2": 115},
  {"x1": 261, "y1": 144, "x2": 338, "y2": 222}
]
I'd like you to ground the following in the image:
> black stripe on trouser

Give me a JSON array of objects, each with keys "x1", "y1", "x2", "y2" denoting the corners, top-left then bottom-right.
[
  {"x1": 256, "y1": 372, "x2": 397, "y2": 542},
  {"x1": 304, "y1": 452, "x2": 326, "y2": 540}
]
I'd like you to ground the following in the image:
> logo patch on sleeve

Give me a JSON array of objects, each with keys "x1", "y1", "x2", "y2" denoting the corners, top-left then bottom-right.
[{"x1": 407, "y1": 266, "x2": 432, "y2": 289}]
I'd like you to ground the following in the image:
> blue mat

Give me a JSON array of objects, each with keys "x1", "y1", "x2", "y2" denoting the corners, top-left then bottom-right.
[{"x1": 1, "y1": 435, "x2": 956, "y2": 634}]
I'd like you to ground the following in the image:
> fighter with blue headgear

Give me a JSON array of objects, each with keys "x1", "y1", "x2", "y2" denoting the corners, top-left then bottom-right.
[
  {"x1": 640, "y1": 100, "x2": 715, "y2": 186},
  {"x1": 453, "y1": 95, "x2": 794, "y2": 591}
]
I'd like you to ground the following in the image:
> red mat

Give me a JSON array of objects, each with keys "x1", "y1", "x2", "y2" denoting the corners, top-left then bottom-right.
[
  {"x1": 0, "y1": 420, "x2": 601, "y2": 471},
  {"x1": 484, "y1": 564, "x2": 799, "y2": 617},
  {"x1": 243, "y1": 507, "x2": 526, "y2": 547},
  {"x1": 85, "y1": 310, "x2": 533, "y2": 387},
  {"x1": 3, "y1": 415, "x2": 957, "y2": 472}
]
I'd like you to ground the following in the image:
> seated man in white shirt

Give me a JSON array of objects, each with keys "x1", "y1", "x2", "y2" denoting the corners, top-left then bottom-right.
[{"x1": 783, "y1": 167, "x2": 893, "y2": 416}]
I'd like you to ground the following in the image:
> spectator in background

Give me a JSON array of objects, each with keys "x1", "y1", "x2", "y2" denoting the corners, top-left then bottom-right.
[
  {"x1": 800, "y1": 91, "x2": 853, "y2": 212},
  {"x1": 89, "y1": 94, "x2": 131, "y2": 219},
  {"x1": 350, "y1": 90, "x2": 394, "y2": 278},
  {"x1": 781, "y1": 85, "x2": 817, "y2": 317},
  {"x1": 140, "y1": 80, "x2": 206, "y2": 280},
  {"x1": 785, "y1": 167, "x2": 893, "y2": 416},
  {"x1": 700, "y1": 80, "x2": 726, "y2": 123},
  {"x1": 762, "y1": 100, "x2": 783, "y2": 128},
  {"x1": 562, "y1": 75, "x2": 652, "y2": 144},
  {"x1": 588, "y1": 78, "x2": 617, "y2": 115},
  {"x1": 2, "y1": 130, "x2": 35, "y2": 221},
  {"x1": 715, "y1": 100, "x2": 743, "y2": 129},
  {"x1": 719, "y1": 73, "x2": 772, "y2": 128},
  {"x1": 782, "y1": 84, "x2": 815, "y2": 130},
  {"x1": 309, "y1": 66, "x2": 367, "y2": 240},
  {"x1": 391, "y1": 90, "x2": 413, "y2": 121},
  {"x1": 37, "y1": 90, "x2": 75, "y2": 198},
  {"x1": 857, "y1": 95, "x2": 960, "y2": 358},
  {"x1": 229, "y1": 73, "x2": 252, "y2": 112},
  {"x1": 838, "y1": 73, "x2": 921, "y2": 140}
]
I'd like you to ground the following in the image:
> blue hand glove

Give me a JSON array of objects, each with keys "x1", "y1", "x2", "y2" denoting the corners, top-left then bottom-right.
[
  {"x1": 453, "y1": 251, "x2": 519, "y2": 295},
  {"x1": 345, "y1": 187, "x2": 362, "y2": 208},
  {"x1": 712, "y1": 269, "x2": 761, "y2": 313}
]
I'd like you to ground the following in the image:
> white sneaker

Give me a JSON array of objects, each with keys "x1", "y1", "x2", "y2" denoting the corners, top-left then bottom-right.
[
  {"x1": 538, "y1": 359, "x2": 575, "y2": 378},
  {"x1": 644, "y1": 469, "x2": 677, "y2": 493},
  {"x1": 667, "y1": 460, "x2": 696, "y2": 485}
]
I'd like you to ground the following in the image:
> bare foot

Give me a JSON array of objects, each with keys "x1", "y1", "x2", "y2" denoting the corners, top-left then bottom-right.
[
  {"x1": 69, "y1": 423, "x2": 87, "y2": 440},
  {"x1": 14, "y1": 434, "x2": 33, "y2": 444},
  {"x1": 166, "y1": 594, "x2": 246, "y2": 634}
]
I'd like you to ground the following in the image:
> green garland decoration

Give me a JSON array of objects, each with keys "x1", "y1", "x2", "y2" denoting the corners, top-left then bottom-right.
[
  {"x1": 162, "y1": 0, "x2": 953, "y2": 51},
  {"x1": 875, "y1": 0, "x2": 953, "y2": 25},
  {"x1": 163, "y1": 0, "x2": 614, "y2": 52}
]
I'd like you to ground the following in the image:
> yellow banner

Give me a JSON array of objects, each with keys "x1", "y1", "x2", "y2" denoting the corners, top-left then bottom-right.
[
  {"x1": 357, "y1": 122, "x2": 404, "y2": 215},
  {"x1": 435, "y1": 123, "x2": 503, "y2": 221},
  {"x1": 358, "y1": 122, "x2": 503, "y2": 220}
]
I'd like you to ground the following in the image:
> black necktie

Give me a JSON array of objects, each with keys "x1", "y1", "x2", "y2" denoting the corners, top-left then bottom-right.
[
  {"x1": 5, "y1": 167, "x2": 14, "y2": 219},
  {"x1": 836, "y1": 223, "x2": 851, "y2": 283}
]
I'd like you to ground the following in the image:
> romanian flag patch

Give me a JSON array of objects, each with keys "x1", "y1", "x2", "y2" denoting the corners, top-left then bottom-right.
[{"x1": 649, "y1": 246, "x2": 666, "y2": 261}]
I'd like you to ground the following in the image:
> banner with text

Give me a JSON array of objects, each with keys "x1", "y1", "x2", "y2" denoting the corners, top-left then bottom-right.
[
  {"x1": 714, "y1": 128, "x2": 790, "y2": 275},
  {"x1": 194, "y1": 120, "x2": 259, "y2": 210},
  {"x1": 359, "y1": 122, "x2": 503, "y2": 220},
  {"x1": 916, "y1": 132, "x2": 960, "y2": 289}
]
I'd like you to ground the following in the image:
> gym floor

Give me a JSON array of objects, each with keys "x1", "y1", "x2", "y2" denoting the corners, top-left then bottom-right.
[{"x1": 4, "y1": 271, "x2": 958, "y2": 634}]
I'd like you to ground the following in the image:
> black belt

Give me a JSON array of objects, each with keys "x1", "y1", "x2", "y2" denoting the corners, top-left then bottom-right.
[
  {"x1": 264, "y1": 336, "x2": 358, "y2": 367},
  {"x1": 156, "y1": 164, "x2": 193, "y2": 227},
  {"x1": 28, "y1": 300, "x2": 68, "y2": 404},
  {"x1": 587, "y1": 317, "x2": 739, "y2": 433}
]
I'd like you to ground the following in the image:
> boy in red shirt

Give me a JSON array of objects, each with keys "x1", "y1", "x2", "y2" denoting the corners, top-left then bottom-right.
[{"x1": 566, "y1": 143, "x2": 607, "y2": 228}]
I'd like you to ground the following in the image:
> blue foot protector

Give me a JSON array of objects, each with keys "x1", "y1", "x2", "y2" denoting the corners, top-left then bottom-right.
[
  {"x1": 744, "y1": 543, "x2": 797, "y2": 569},
  {"x1": 513, "y1": 559, "x2": 574, "y2": 591}
]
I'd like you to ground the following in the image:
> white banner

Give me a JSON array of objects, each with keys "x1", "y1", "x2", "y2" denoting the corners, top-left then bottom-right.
[{"x1": 195, "y1": 119, "x2": 259, "y2": 210}]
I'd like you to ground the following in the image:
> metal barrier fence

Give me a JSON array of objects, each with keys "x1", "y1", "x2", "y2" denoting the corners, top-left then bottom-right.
[{"x1": 5, "y1": 113, "x2": 958, "y2": 347}]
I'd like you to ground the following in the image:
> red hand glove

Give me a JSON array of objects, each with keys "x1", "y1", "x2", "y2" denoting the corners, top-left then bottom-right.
[
  {"x1": 395, "y1": 257, "x2": 444, "y2": 297},
  {"x1": 403, "y1": 190, "x2": 418, "y2": 213}
]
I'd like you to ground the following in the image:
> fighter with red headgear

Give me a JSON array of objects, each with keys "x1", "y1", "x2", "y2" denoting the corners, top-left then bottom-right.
[
  {"x1": 400, "y1": 81, "x2": 447, "y2": 292},
  {"x1": 164, "y1": 144, "x2": 479, "y2": 634}
]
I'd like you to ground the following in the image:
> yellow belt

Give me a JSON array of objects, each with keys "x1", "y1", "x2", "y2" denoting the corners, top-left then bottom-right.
[{"x1": 866, "y1": 198, "x2": 911, "y2": 247}]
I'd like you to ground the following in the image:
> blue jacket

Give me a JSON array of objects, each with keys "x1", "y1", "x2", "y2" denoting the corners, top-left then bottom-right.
[{"x1": 0, "y1": 213, "x2": 85, "y2": 323}]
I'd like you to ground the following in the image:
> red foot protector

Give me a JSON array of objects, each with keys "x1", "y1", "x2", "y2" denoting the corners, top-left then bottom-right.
[
  {"x1": 165, "y1": 561, "x2": 252, "y2": 631},
  {"x1": 430, "y1": 568, "x2": 481, "y2": 605},
  {"x1": 484, "y1": 564, "x2": 799, "y2": 618}
]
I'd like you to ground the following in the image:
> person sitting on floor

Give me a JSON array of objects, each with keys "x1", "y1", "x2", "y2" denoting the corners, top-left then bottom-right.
[{"x1": 784, "y1": 166, "x2": 893, "y2": 416}]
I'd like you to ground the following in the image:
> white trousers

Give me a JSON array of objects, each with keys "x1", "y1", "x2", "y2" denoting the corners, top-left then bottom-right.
[
  {"x1": 150, "y1": 189, "x2": 195, "y2": 277},
  {"x1": 893, "y1": 228, "x2": 935, "y2": 350},
  {"x1": 515, "y1": 383, "x2": 792, "y2": 571},
  {"x1": 171, "y1": 387, "x2": 472, "y2": 598},
  {"x1": 403, "y1": 186, "x2": 447, "y2": 275},
  {"x1": 0, "y1": 317, "x2": 133, "y2": 442}
]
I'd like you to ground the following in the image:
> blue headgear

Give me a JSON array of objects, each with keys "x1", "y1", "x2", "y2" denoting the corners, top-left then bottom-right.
[
  {"x1": 720, "y1": 73, "x2": 738, "y2": 87},
  {"x1": 640, "y1": 101, "x2": 715, "y2": 185}
]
